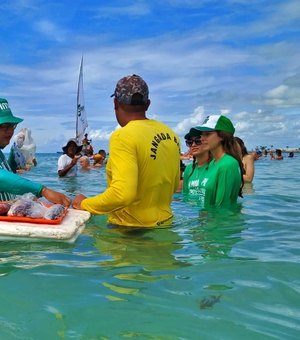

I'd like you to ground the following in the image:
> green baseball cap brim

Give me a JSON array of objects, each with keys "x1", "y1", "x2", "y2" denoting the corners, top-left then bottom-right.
[{"x1": 0, "y1": 98, "x2": 23, "y2": 125}]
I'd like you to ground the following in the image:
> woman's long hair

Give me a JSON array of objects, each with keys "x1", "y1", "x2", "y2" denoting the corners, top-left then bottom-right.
[
  {"x1": 235, "y1": 136, "x2": 249, "y2": 157},
  {"x1": 187, "y1": 156, "x2": 197, "y2": 180},
  {"x1": 218, "y1": 131, "x2": 244, "y2": 197}
]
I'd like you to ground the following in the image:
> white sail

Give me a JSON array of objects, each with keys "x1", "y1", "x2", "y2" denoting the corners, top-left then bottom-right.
[{"x1": 75, "y1": 57, "x2": 88, "y2": 144}]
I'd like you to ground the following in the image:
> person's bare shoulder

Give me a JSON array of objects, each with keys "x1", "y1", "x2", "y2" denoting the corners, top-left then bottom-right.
[{"x1": 244, "y1": 154, "x2": 255, "y2": 163}]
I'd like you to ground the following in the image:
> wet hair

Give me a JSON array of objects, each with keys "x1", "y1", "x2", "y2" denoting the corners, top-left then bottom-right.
[
  {"x1": 80, "y1": 155, "x2": 90, "y2": 165},
  {"x1": 187, "y1": 156, "x2": 197, "y2": 180},
  {"x1": 180, "y1": 160, "x2": 186, "y2": 172},
  {"x1": 185, "y1": 153, "x2": 212, "y2": 181},
  {"x1": 98, "y1": 149, "x2": 107, "y2": 158},
  {"x1": 218, "y1": 131, "x2": 244, "y2": 197},
  {"x1": 235, "y1": 137, "x2": 249, "y2": 157},
  {"x1": 180, "y1": 160, "x2": 186, "y2": 180}
]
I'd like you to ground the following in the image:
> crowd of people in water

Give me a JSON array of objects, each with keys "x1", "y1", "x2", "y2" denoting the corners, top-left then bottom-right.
[
  {"x1": 57, "y1": 134, "x2": 107, "y2": 176},
  {"x1": 0, "y1": 74, "x2": 297, "y2": 228}
]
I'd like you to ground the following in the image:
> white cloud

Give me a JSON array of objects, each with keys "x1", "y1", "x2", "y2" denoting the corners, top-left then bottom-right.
[
  {"x1": 94, "y1": 2, "x2": 151, "y2": 18},
  {"x1": 1, "y1": 0, "x2": 300, "y2": 152},
  {"x1": 265, "y1": 85, "x2": 289, "y2": 98},
  {"x1": 34, "y1": 20, "x2": 66, "y2": 42},
  {"x1": 173, "y1": 106, "x2": 206, "y2": 137},
  {"x1": 264, "y1": 84, "x2": 300, "y2": 107},
  {"x1": 89, "y1": 127, "x2": 116, "y2": 142}
]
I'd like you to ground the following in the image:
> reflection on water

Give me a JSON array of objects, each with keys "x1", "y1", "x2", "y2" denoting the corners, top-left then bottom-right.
[
  {"x1": 171, "y1": 200, "x2": 245, "y2": 263},
  {"x1": 191, "y1": 208, "x2": 245, "y2": 260},
  {"x1": 87, "y1": 215, "x2": 190, "y2": 300},
  {"x1": 86, "y1": 205, "x2": 247, "y2": 302},
  {"x1": 0, "y1": 154, "x2": 300, "y2": 339},
  {"x1": 0, "y1": 241, "x2": 74, "y2": 276},
  {"x1": 243, "y1": 182, "x2": 255, "y2": 195},
  {"x1": 93, "y1": 226, "x2": 186, "y2": 270}
]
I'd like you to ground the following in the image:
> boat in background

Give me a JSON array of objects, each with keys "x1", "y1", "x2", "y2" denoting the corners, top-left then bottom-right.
[{"x1": 56, "y1": 58, "x2": 88, "y2": 154}]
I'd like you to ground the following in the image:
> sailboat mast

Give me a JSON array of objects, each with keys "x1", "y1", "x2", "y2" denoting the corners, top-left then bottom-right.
[
  {"x1": 75, "y1": 56, "x2": 88, "y2": 144},
  {"x1": 75, "y1": 57, "x2": 83, "y2": 143}
]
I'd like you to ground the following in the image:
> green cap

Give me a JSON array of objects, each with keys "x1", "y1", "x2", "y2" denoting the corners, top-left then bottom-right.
[
  {"x1": 0, "y1": 98, "x2": 23, "y2": 125},
  {"x1": 190, "y1": 115, "x2": 235, "y2": 135}
]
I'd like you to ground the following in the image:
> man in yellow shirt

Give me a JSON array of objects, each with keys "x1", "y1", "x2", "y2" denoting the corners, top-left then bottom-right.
[{"x1": 72, "y1": 75, "x2": 181, "y2": 227}]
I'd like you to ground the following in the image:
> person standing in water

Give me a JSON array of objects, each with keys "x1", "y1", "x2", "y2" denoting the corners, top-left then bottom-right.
[
  {"x1": 0, "y1": 97, "x2": 70, "y2": 206},
  {"x1": 182, "y1": 127, "x2": 211, "y2": 197},
  {"x1": 235, "y1": 136, "x2": 255, "y2": 183},
  {"x1": 57, "y1": 139, "x2": 83, "y2": 177},
  {"x1": 188, "y1": 115, "x2": 243, "y2": 208},
  {"x1": 72, "y1": 74, "x2": 181, "y2": 227},
  {"x1": 270, "y1": 149, "x2": 283, "y2": 160}
]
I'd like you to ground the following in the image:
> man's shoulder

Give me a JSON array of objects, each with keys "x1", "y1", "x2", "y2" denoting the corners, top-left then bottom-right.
[
  {"x1": 112, "y1": 119, "x2": 178, "y2": 141},
  {"x1": 148, "y1": 118, "x2": 173, "y2": 128},
  {"x1": 149, "y1": 119, "x2": 179, "y2": 136}
]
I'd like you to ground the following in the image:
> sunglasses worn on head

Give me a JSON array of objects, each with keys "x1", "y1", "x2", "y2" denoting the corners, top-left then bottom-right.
[
  {"x1": 0, "y1": 123, "x2": 17, "y2": 132},
  {"x1": 185, "y1": 138, "x2": 202, "y2": 147}
]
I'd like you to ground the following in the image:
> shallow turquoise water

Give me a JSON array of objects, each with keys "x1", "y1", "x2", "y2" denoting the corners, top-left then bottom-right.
[{"x1": 0, "y1": 154, "x2": 299, "y2": 339}]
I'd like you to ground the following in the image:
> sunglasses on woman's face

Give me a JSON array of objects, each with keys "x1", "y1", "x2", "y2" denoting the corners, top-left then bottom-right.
[
  {"x1": 0, "y1": 123, "x2": 17, "y2": 132},
  {"x1": 185, "y1": 137, "x2": 202, "y2": 147}
]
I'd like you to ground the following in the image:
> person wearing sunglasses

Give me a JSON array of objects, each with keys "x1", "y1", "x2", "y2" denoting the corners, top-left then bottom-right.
[
  {"x1": 181, "y1": 129, "x2": 211, "y2": 197},
  {"x1": 185, "y1": 115, "x2": 243, "y2": 208},
  {"x1": 0, "y1": 97, "x2": 71, "y2": 207}
]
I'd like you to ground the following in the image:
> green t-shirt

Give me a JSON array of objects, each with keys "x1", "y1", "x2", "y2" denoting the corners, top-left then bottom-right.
[
  {"x1": 183, "y1": 154, "x2": 241, "y2": 208},
  {"x1": 183, "y1": 162, "x2": 209, "y2": 197}
]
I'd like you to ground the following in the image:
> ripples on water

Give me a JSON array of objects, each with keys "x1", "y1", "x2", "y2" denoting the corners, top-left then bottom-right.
[{"x1": 0, "y1": 154, "x2": 300, "y2": 339}]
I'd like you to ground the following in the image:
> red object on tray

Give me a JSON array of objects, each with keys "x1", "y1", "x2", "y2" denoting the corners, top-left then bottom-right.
[{"x1": 0, "y1": 206, "x2": 68, "y2": 225}]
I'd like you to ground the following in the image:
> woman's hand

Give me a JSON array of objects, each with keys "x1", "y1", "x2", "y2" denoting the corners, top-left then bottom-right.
[{"x1": 41, "y1": 187, "x2": 71, "y2": 207}]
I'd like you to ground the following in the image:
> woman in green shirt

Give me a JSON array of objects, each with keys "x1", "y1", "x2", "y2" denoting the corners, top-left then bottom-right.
[
  {"x1": 182, "y1": 128, "x2": 210, "y2": 198},
  {"x1": 185, "y1": 115, "x2": 243, "y2": 208}
]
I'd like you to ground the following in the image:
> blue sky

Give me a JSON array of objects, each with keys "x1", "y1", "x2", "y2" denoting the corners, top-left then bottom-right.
[{"x1": 1, "y1": 0, "x2": 300, "y2": 153}]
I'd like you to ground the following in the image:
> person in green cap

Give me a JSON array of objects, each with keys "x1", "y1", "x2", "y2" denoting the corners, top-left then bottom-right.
[
  {"x1": 0, "y1": 97, "x2": 71, "y2": 206},
  {"x1": 186, "y1": 115, "x2": 243, "y2": 208}
]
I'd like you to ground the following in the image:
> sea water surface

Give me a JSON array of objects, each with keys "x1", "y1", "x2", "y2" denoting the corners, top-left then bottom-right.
[{"x1": 0, "y1": 153, "x2": 299, "y2": 339}]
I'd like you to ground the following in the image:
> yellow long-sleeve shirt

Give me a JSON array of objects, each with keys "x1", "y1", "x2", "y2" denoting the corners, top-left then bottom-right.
[{"x1": 81, "y1": 119, "x2": 181, "y2": 227}]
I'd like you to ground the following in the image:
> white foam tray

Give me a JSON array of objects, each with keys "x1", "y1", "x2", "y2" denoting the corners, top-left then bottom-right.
[{"x1": 0, "y1": 209, "x2": 91, "y2": 242}]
